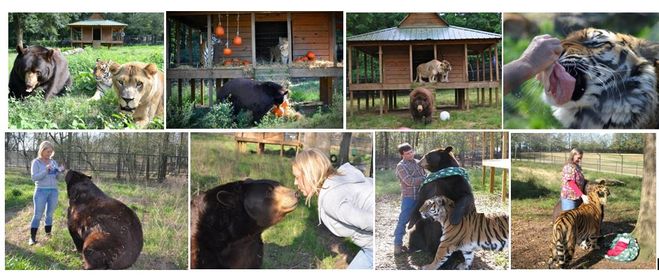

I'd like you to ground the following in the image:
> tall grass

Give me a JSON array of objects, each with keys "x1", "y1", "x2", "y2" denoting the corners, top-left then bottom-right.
[
  {"x1": 8, "y1": 45, "x2": 164, "y2": 129},
  {"x1": 4, "y1": 170, "x2": 187, "y2": 270},
  {"x1": 191, "y1": 133, "x2": 359, "y2": 269}
]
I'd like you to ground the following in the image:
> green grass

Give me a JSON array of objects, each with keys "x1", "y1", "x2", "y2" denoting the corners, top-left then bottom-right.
[
  {"x1": 511, "y1": 161, "x2": 642, "y2": 222},
  {"x1": 5, "y1": 170, "x2": 187, "y2": 270},
  {"x1": 191, "y1": 133, "x2": 364, "y2": 269},
  {"x1": 8, "y1": 45, "x2": 164, "y2": 129},
  {"x1": 515, "y1": 152, "x2": 643, "y2": 176},
  {"x1": 348, "y1": 89, "x2": 502, "y2": 129}
]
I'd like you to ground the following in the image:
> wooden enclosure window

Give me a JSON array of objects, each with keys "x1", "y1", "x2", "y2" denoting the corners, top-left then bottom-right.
[{"x1": 255, "y1": 21, "x2": 288, "y2": 63}]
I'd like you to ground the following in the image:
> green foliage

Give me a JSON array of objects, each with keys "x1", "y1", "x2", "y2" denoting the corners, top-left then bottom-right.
[{"x1": 8, "y1": 45, "x2": 164, "y2": 129}]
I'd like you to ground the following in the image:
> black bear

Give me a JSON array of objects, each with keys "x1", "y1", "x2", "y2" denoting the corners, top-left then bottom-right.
[
  {"x1": 65, "y1": 170, "x2": 143, "y2": 270},
  {"x1": 409, "y1": 87, "x2": 434, "y2": 124},
  {"x1": 217, "y1": 78, "x2": 289, "y2": 123},
  {"x1": 407, "y1": 147, "x2": 475, "y2": 268},
  {"x1": 9, "y1": 45, "x2": 72, "y2": 100},
  {"x1": 190, "y1": 179, "x2": 298, "y2": 269}
]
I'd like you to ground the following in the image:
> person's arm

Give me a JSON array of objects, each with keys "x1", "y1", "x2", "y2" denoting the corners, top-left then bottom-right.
[
  {"x1": 31, "y1": 160, "x2": 47, "y2": 182},
  {"x1": 324, "y1": 195, "x2": 373, "y2": 232},
  {"x1": 504, "y1": 34, "x2": 563, "y2": 94},
  {"x1": 396, "y1": 164, "x2": 424, "y2": 188}
]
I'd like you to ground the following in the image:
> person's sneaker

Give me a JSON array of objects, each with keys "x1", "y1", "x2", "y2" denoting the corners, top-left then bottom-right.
[
  {"x1": 28, "y1": 238, "x2": 36, "y2": 246},
  {"x1": 394, "y1": 245, "x2": 408, "y2": 255}
]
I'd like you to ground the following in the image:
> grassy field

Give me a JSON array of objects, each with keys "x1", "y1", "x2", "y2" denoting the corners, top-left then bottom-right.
[
  {"x1": 191, "y1": 133, "x2": 371, "y2": 269},
  {"x1": 167, "y1": 79, "x2": 343, "y2": 129},
  {"x1": 8, "y1": 45, "x2": 164, "y2": 129},
  {"x1": 515, "y1": 152, "x2": 644, "y2": 176},
  {"x1": 511, "y1": 161, "x2": 653, "y2": 269},
  {"x1": 348, "y1": 89, "x2": 502, "y2": 129},
  {"x1": 4, "y1": 170, "x2": 188, "y2": 270}
]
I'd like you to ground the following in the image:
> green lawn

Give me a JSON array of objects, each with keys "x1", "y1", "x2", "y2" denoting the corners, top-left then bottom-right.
[
  {"x1": 348, "y1": 89, "x2": 502, "y2": 129},
  {"x1": 4, "y1": 170, "x2": 188, "y2": 270},
  {"x1": 8, "y1": 45, "x2": 164, "y2": 129},
  {"x1": 191, "y1": 133, "x2": 363, "y2": 269}
]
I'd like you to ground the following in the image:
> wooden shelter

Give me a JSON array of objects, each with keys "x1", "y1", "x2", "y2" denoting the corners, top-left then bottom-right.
[
  {"x1": 235, "y1": 132, "x2": 302, "y2": 156},
  {"x1": 167, "y1": 12, "x2": 343, "y2": 107},
  {"x1": 68, "y1": 13, "x2": 127, "y2": 48},
  {"x1": 347, "y1": 13, "x2": 501, "y2": 115}
]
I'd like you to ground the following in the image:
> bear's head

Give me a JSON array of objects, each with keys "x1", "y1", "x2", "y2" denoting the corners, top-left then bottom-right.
[
  {"x1": 410, "y1": 88, "x2": 432, "y2": 113},
  {"x1": 15, "y1": 45, "x2": 58, "y2": 93},
  {"x1": 260, "y1": 81, "x2": 289, "y2": 106},
  {"x1": 418, "y1": 146, "x2": 460, "y2": 172},
  {"x1": 216, "y1": 179, "x2": 298, "y2": 228}
]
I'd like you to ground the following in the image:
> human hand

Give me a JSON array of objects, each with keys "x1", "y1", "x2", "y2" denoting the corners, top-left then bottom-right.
[
  {"x1": 581, "y1": 194, "x2": 590, "y2": 204},
  {"x1": 519, "y1": 34, "x2": 563, "y2": 76}
]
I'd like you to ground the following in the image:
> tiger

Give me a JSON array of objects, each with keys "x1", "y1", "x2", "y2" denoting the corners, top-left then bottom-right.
[
  {"x1": 540, "y1": 28, "x2": 659, "y2": 128},
  {"x1": 270, "y1": 37, "x2": 290, "y2": 64},
  {"x1": 89, "y1": 58, "x2": 113, "y2": 101},
  {"x1": 419, "y1": 195, "x2": 508, "y2": 270},
  {"x1": 548, "y1": 184, "x2": 610, "y2": 269}
]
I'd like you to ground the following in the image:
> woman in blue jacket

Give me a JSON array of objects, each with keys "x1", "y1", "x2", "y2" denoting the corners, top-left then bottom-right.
[{"x1": 29, "y1": 141, "x2": 63, "y2": 245}]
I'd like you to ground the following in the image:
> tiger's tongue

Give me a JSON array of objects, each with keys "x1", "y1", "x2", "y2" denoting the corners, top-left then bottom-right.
[{"x1": 548, "y1": 62, "x2": 576, "y2": 105}]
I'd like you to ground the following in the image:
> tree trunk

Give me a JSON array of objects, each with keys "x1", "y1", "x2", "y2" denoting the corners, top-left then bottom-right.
[
  {"x1": 338, "y1": 133, "x2": 352, "y2": 166},
  {"x1": 631, "y1": 133, "x2": 656, "y2": 261},
  {"x1": 14, "y1": 14, "x2": 24, "y2": 48},
  {"x1": 158, "y1": 133, "x2": 170, "y2": 183}
]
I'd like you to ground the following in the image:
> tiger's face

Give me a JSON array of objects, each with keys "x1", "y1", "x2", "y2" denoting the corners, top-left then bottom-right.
[
  {"x1": 94, "y1": 58, "x2": 113, "y2": 87},
  {"x1": 419, "y1": 195, "x2": 453, "y2": 222},
  {"x1": 588, "y1": 184, "x2": 611, "y2": 206},
  {"x1": 543, "y1": 28, "x2": 658, "y2": 128}
]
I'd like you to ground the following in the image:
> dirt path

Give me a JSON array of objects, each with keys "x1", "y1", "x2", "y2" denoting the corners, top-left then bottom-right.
[
  {"x1": 512, "y1": 206, "x2": 654, "y2": 269},
  {"x1": 376, "y1": 193, "x2": 509, "y2": 270}
]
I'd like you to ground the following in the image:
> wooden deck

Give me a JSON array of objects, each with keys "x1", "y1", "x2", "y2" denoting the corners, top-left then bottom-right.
[{"x1": 167, "y1": 66, "x2": 343, "y2": 79}]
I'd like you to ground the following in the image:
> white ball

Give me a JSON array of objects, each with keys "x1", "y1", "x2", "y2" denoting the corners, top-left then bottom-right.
[{"x1": 440, "y1": 111, "x2": 450, "y2": 121}]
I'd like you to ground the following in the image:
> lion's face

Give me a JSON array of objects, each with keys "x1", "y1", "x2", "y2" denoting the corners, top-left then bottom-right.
[{"x1": 110, "y1": 63, "x2": 159, "y2": 113}]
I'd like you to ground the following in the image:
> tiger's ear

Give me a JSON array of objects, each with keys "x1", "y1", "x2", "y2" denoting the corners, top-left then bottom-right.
[{"x1": 109, "y1": 62, "x2": 122, "y2": 75}]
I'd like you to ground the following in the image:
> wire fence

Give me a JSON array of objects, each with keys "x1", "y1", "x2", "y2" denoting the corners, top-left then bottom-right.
[
  {"x1": 513, "y1": 151, "x2": 643, "y2": 177},
  {"x1": 6, "y1": 150, "x2": 188, "y2": 181}
]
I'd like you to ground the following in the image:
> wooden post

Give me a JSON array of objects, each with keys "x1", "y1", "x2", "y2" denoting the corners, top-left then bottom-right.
[
  {"x1": 409, "y1": 44, "x2": 413, "y2": 82},
  {"x1": 348, "y1": 46, "x2": 353, "y2": 116},
  {"x1": 207, "y1": 14, "x2": 213, "y2": 106},
  {"x1": 167, "y1": 79, "x2": 173, "y2": 106},
  {"x1": 187, "y1": 26, "x2": 192, "y2": 66},
  {"x1": 482, "y1": 132, "x2": 487, "y2": 187},
  {"x1": 464, "y1": 44, "x2": 469, "y2": 110},
  {"x1": 494, "y1": 44, "x2": 500, "y2": 106},
  {"x1": 502, "y1": 131, "x2": 509, "y2": 201},
  {"x1": 379, "y1": 45, "x2": 383, "y2": 115},
  {"x1": 330, "y1": 13, "x2": 336, "y2": 63},
  {"x1": 379, "y1": 90, "x2": 383, "y2": 115},
  {"x1": 320, "y1": 77, "x2": 332, "y2": 105},
  {"x1": 251, "y1": 13, "x2": 256, "y2": 65},
  {"x1": 287, "y1": 13, "x2": 293, "y2": 64},
  {"x1": 489, "y1": 131, "x2": 495, "y2": 194},
  {"x1": 177, "y1": 79, "x2": 183, "y2": 108},
  {"x1": 482, "y1": 49, "x2": 486, "y2": 105},
  {"x1": 175, "y1": 21, "x2": 181, "y2": 65},
  {"x1": 476, "y1": 53, "x2": 480, "y2": 105},
  {"x1": 489, "y1": 46, "x2": 493, "y2": 106},
  {"x1": 356, "y1": 50, "x2": 361, "y2": 83},
  {"x1": 433, "y1": 44, "x2": 437, "y2": 60},
  {"x1": 190, "y1": 79, "x2": 196, "y2": 103}
]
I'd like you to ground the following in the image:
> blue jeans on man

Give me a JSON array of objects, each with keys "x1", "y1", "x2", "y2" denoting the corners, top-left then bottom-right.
[{"x1": 394, "y1": 197, "x2": 416, "y2": 247}]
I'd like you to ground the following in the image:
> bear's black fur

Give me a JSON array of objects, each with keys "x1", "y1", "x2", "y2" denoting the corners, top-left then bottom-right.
[
  {"x1": 407, "y1": 146, "x2": 475, "y2": 268},
  {"x1": 410, "y1": 87, "x2": 434, "y2": 124},
  {"x1": 9, "y1": 45, "x2": 72, "y2": 100},
  {"x1": 65, "y1": 170, "x2": 143, "y2": 270},
  {"x1": 190, "y1": 179, "x2": 298, "y2": 269},
  {"x1": 217, "y1": 78, "x2": 289, "y2": 123}
]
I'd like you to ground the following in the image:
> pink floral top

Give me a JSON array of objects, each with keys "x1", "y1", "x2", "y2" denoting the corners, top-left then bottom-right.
[{"x1": 561, "y1": 163, "x2": 585, "y2": 200}]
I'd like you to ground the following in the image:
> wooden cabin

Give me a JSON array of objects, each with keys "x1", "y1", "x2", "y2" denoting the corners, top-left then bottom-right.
[
  {"x1": 235, "y1": 132, "x2": 302, "y2": 156},
  {"x1": 167, "y1": 12, "x2": 343, "y2": 107},
  {"x1": 68, "y1": 13, "x2": 127, "y2": 48},
  {"x1": 347, "y1": 13, "x2": 501, "y2": 115}
]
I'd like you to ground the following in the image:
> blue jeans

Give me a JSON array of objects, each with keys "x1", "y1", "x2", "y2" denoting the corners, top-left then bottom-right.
[
  {"x1": 347, "y1": 247, "x2": 373, "y2": 269},
  {"x1": 561, "y1": 198, "x2": 578, "y2": 211},
  {"x1": 30, "y1": 188, "x2": 59, "y2": 228},
  {"x1": 394, "y1": 197, "x2": 416, "y2": 246}
]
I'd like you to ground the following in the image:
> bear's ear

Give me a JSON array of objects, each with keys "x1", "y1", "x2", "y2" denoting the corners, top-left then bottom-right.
[
  {"x1": 144, "y1": 63, "x2": 159, "y2": 76},
  {"x1": 109, "y1": 62, "x2": 122, "y2": 75},
  {"x1": 444, "y1": 146, "x2": 453, "y2": 153},
  {"x1": 215, "y1": 190, "x2": 239, "y2": 208},
  {"x1": 45, "y1": 49, "x2": 55, "y2": 62}
]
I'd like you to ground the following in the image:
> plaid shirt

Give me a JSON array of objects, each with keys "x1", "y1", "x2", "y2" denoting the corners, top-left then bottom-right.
[{"x1": 396, "y1": 159, "x2": 426, "y2": 199}]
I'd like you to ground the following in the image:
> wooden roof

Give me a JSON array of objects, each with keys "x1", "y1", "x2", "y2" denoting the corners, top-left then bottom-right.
[{"x1": 68, "y1": 13, "x2": 127, "y2": 27}]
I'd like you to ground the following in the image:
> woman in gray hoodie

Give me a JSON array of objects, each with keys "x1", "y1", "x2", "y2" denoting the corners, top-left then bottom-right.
[
  {"x1": 29, "y1": 140, "x2": 63, "y2": 245},
  {"x1": 292, "y1": 148, "x2": 374, "y2": 269}
]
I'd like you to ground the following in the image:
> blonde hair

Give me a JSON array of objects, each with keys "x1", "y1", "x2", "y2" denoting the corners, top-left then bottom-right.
[
  {"x1": 566, "y1": 148, "x2": 583, "y2": 164},
  {"x1": 293, "y1": 148, "x2": 338, "y2": 206},
  {"x1": 37, "y1": 141, "x2": 55, "y2": 159}
]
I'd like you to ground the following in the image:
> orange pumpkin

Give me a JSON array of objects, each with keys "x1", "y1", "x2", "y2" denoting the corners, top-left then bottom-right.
[
  {"x1": 233, "y1": 36, "x2": 242, "y2": 46},
  {"x1": 306, "y1": 51, "x2": 316, "y2": 61},
  {"x1": 242, "y1": 60, "x2": 251, "y2": 66},
  {"x1": 214, "y1": 25, "x2": 225, "y2": 37},
  {"x1": 223, "y1": 60, "x2": 233, "y2": 66},
  {"x1": 223, "y1": 47, "x2": 232, "y2": 56},
  {"x1": 280, "y1": 98, "x2": 289, "y2": 110}
]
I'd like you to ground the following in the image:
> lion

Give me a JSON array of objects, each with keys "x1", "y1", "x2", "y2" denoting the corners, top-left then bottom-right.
[
  {"x1": 110, "y1": 62, "x2": 164, "y2": 128},
  {"x1": 415, "y1": 59, "x2": 452, "y2": 83}
]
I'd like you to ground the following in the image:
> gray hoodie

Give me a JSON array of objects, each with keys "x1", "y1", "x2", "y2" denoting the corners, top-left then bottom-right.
[{"x1": 318, "y1": 163, "x2": 374, "y2": 249}]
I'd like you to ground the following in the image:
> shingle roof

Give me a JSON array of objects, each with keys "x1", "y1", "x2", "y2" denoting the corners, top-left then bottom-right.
[
  {"x1": 68, "y1": 19, "x2": 127, "y2": 27},
  {"x1": 348, "y1": 25, "x2": 500, "y2": 42}
]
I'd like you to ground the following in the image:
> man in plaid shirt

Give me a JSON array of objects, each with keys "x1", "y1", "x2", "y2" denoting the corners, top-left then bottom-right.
[{"x1": 393, "y1": 143, "x2": 426, "y2": 255}]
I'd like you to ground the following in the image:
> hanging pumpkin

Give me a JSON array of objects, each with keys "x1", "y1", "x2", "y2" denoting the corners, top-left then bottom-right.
[
  {"x1": 214, "y1": 25, "x2": 225, "y2": 37},
  {"x1": 223, "y1": 47, "x2": 232, "y2": 56},
  {"x1": 233, "y1": 35, "x2": 242, "y2": 46}
]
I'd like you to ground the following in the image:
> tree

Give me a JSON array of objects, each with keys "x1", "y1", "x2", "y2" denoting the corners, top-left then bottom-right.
[
  {"x1": 338, "y1": 133, "x2": 352, "y2": 166},
  {"x1": 632, "y1": 133, "x2": 656, "y2": 261}
]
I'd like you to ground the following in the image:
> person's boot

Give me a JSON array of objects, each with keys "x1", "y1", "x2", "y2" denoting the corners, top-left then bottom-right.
[
  {"x1": 29, "y1": 228, "x2": 38, "y2": 246},
  {"x1": 45, "y1": 225, "x2": 52, "y2": 238}
]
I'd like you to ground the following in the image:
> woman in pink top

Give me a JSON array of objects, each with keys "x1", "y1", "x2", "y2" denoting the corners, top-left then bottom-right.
[{"x1": 560, "y1": 148, "x2": 589, "y2": 210}]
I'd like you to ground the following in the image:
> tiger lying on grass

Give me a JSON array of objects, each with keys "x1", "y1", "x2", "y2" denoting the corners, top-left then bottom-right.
[{"x1": 419, "y1": 195, "x2": 508, "y2": 270}]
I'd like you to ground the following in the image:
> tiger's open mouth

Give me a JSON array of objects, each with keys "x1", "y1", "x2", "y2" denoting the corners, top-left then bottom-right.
[{"x1": 560, "y1": 63, "x2": 587, "y2": 102}]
